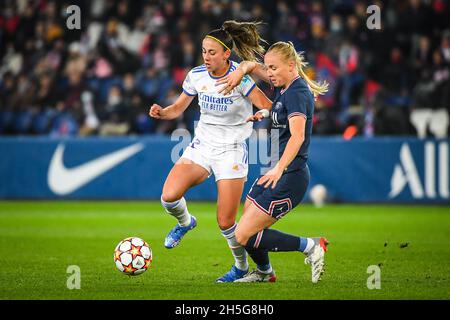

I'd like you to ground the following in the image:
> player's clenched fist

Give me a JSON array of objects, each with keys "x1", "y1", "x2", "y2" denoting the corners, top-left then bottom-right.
[{"x1": 149, "y1": 104, "x2": 163, "y2": 119}]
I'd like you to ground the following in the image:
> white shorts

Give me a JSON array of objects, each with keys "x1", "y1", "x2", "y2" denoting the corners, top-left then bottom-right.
[{"x1": 180, "y1": 136, "x2": 248, "y2": 182}]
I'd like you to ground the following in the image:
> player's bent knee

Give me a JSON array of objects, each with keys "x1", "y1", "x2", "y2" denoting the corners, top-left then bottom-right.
[
  {"x1": 161, "y1": 191, "x2": 182, "y2": 204},
  {"x1": 216, "y1": 213, "x2": 237, "y2": 231},
  {"x1": 235, "y1": 230, "x2": 249, "y2": 246},
  {"x1": 217, "y1": 219, "x2": 235, "y2": 231}
]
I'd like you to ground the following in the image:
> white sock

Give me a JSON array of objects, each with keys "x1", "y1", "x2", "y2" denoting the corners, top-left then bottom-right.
[
  {"x1": 257, "y1": 265, "x2": 273, "y2": 274},
  {"x1": 161, "y1": 197, "x2": 192, "y2": 227},
  {"x1": 221, "y1": 223, "x2": 248, "y2": 271},
  {"x1": 303, "y1": 238, "x2": 315, "y2": 254}
]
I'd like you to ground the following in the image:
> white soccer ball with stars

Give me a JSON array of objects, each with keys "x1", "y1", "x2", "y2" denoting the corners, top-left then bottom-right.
[{"x1": 114, "y1": 237, "x2": 152, "y2": 276}]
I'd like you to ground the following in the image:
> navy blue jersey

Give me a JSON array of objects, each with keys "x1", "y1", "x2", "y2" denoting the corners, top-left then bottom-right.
[{"x1": 270, "y1": 76, "x2": 314, "y2": 173}]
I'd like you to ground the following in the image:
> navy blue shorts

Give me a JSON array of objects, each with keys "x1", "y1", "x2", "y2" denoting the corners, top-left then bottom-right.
[{"x1": 246, "y1": 165, "x2": 310, "y2": 220}]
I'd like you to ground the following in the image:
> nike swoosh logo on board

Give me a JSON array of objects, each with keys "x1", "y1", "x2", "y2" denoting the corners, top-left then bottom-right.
[{"x1": 48, "y1": 143, "x2": 144, "y2": 195}]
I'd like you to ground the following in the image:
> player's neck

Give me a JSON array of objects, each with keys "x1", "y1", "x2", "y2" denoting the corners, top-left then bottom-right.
[
  {"x1": 211, "y1": 60, "x2": 230, "y2": 77},
  {"x1": 281, "y1": 73, "x2": 301, "y2": 93}
]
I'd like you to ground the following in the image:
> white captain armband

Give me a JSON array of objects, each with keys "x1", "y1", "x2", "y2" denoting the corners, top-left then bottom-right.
[{"x1": 256, "y1": 109, "x2": 270, "y2": 118}]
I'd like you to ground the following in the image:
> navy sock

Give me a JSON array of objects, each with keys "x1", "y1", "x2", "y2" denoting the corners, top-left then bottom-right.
[
  {"x1": 245, "y1": 229, "x2": 301, "y2": 252},
  {"x1": 256, "y1": 263, "x2": 271, "y2": 272},
  {"x1": 245, "y1": 246, "x2": 270, "y2": 267}
]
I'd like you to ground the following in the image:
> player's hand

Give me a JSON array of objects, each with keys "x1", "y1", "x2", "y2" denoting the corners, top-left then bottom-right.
[
  {"x1": 246, "y1": 113, "x2": 265, "y2": 122},
  {"x1": 149, "y1": 104, "x2": 163, "y2": 119},
  {"x1": 246, "y1": 109, "x2": 270, "y2": 122},
  {"x1": 215, "y1": 68, "x2": 245, "y2": 95},
  {"x1": 257, "y1": 165, "x2": 284, "y2": 189}
]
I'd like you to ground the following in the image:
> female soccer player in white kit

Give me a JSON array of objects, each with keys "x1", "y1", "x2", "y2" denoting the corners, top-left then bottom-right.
[{"x1": 149, "y1": 21, "x2": 272, "y2": 282}]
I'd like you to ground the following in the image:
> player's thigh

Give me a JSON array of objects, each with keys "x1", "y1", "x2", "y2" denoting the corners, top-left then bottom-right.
[
  {"x1": 242, "y1": 177, "x2": 260, "y2": 214},
  {"x1": 216, "y1": 178, "x2": 245, "y2": 229},
  {"x1": 162, "y1": 159, "x2": 210, "y2": 202},
  {"x1": 243, "y1": 199, "x2": 252, "y2": 213},
  {"x1": 235, "y1": 203, "x2": 276, "y2": 246}
]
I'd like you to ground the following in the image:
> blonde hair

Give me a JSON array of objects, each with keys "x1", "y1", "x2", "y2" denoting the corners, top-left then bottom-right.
[
  {"x1": 267, "y1": 41, "x2": 329, "y2": 98},
  {"x1": 206, "y1": 20, "x2": 267, "y2": 62}
]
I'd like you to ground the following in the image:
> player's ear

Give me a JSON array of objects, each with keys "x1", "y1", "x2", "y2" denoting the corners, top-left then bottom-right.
[
  {"x1": 289, "y1": 60, "x2": 296, "y2": 72},
  {"x1": 224, "y1": 49, "x2": 231, "y2": 60}
]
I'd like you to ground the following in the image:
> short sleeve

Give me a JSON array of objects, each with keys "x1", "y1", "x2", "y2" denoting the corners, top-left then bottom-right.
[
  {"x1": 237, "y1": 74, "x2": 256, "y2": 97},
  {"x1": 182, "y1": 72, "x2": 197, "y2": 96},
  {"x1": 285, "y1": 90, "x2": 311, "y2": 120}
]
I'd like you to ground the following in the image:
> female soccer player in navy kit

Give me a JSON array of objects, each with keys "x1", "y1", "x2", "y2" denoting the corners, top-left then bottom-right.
[
  {"x1": 217, "y1": 41, "x2": 329, "y2": 283},
  {"x1": 149, "y1": 21, "x2": 272, "y2": 282}
]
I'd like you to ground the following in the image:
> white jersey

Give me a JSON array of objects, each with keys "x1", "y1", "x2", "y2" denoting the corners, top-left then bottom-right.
[{"x1": 182, "y1": 60, "x2": 256, "y2": 147}]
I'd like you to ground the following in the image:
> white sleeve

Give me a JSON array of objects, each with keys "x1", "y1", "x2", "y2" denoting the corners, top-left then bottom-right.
[
  {"x1": 237, "y1": 74, "x2": 256, "y2": 97},
  {"x1": 182, "y1": 72, "x2": 197, "y2": 96}
]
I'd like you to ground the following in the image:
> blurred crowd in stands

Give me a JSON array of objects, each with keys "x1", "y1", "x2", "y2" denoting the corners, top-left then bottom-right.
[{"x1": 0, "y1": 0, "x2": 449, "y2": 138}]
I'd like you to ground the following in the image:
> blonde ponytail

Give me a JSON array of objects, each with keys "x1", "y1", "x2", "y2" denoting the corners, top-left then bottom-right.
[{"x1": 268, "y1": 41, "x2": 329, "y2": 98}]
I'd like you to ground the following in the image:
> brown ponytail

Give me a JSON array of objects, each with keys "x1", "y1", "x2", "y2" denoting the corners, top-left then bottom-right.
[{"x1": 206, "y1": 20, "x2": 266, "y2": 62}]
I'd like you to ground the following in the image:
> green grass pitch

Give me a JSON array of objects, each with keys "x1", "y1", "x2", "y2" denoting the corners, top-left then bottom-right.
[{"x1": 0, "y1": 201, "x2": 448, "y2": 300}]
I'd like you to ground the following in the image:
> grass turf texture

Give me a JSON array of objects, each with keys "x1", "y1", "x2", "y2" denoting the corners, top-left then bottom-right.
[{"x1": 0, "y1": 202, "x2": 448, "y2": 300}]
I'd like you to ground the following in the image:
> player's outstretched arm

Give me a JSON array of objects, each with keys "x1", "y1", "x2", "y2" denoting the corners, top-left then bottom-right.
[
  {"x1": 149, "y1": 92, "x2": 195, "y2": 120},
  {"x1": 244, "y1": 61, "x2": 270, "y2": 84},
  {"x1": 216, "y1": 61, "x2": 269, "y2": 95},
  {"x1": 247, "y1": 86, "x2": 272, "y2": 111}
]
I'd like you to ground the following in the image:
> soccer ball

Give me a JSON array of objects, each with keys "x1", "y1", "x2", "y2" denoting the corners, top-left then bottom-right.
[
  {"x1": 309, "y1": 184, "x2": 327, "y2": 208},
  {"x1": 114, "y1": 237, "x2": 152, "y2": 276}
]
